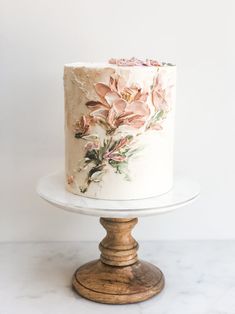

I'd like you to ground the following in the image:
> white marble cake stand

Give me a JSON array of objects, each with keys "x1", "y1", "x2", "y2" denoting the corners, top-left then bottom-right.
[{"x1": 37, "y1": 171, "x2": 200, "y2": 305}]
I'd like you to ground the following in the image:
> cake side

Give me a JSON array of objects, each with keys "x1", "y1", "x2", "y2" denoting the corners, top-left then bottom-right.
[{"x1": 64, "y1": 60, "x2": 176, "y2": 200}]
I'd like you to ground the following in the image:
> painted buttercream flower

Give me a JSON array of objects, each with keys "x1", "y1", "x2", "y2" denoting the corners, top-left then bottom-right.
[
  {"x1": 150, "y1": 122, "x2": 163, "y2": 131},
  {"x1": 152, "y1": 71, "x2": 174, "y2": 113},
  {"x1": 85, "y1": 141, "x2": 100, "y2": 151},
  {"x1": 72, "y1": 70, "x2": 173, "y2": 194},
  {"x1": 103, "y1": 137, "x2": 130, "y2": 162},
  {"x1": 86, "y1": 75, "x2": 150, "y2": 132},
  {"x1": 74, "y1": 115, "x2": 92, "y2": 138},
  {"x1": 109, "y1": 57, "x2": 162, "y2": 67},
  {"x1": 146, "y1": 71, "x2": 174, "y2": 131},
  {"x1": 67, "y1": 175, "x2": 74, "y2": 185}
]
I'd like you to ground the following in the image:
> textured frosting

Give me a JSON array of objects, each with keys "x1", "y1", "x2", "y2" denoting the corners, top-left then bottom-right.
[
  {"x1": 64, "y1": 61, "x2": 176, "y2": 200},
  {"x1": 108, "y1": 57, "x2": 174, "y2": 67}
]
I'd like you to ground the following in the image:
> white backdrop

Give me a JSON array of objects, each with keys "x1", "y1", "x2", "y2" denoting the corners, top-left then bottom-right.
[{"x1": 1, "y1": 0, "x2": 234, "y2": 241}]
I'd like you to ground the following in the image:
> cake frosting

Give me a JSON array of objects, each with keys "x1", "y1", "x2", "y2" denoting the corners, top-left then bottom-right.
[{"x1": 64, "y1": 58, "x2": 176, "y2": 200}]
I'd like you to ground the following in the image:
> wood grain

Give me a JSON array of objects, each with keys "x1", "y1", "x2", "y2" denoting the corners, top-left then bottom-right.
[
  {"x1": 72, "y1": 217, "x2": 164, "y2": 304},
  {"x1": 99, "y1": 218, "x2": 138, "y2": 266}
]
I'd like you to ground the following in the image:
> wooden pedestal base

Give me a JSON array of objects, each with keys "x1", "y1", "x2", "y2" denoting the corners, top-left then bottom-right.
[{"x1": 72, "y1": 218, "x2": 164, "y2": 304}]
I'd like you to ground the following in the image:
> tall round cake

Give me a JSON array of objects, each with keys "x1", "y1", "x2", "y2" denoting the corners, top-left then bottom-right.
[{"x1": 64, "y1": 58, "x2": 176, "y2": 200}]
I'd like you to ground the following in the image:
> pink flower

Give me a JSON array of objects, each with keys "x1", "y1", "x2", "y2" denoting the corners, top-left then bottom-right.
[
  {"x1": 109, "y1": 57, "x2": 162, "y2": 67},
  {"x1": 74, "y1": 115, "x2": 91, "y2": 137},
  {"x1": 85, "y1": 142, "x2": 100, "y2": 151},
  {"x1": 152, "y1": 71, "x2": 174, "y2": 113},
  {"x1": 86, "y1": 75, "x2": 150, "y2": 131},
  {"x1": 103, "y1": 137, "x2": 130, "y2": 162},
  {"x1": 148, "y1": 122, "x2": 163, "y2": 131},
  {"x1": 67, "y1": 175, "x2": 74, "y2": 185},
  {"x1": 105, "y1": 154, "x2": 126, "y2": 162}
]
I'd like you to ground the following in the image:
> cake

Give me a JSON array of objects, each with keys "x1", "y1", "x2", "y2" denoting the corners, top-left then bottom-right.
[{"x1": 64, "y1": 58, "x2": 176, "y2": 200}]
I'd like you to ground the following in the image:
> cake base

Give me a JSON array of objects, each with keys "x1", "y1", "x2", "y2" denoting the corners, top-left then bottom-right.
[
  {"x1": 72, "y1": 218, "x2": 164, "y2": 304},
  {"x1": 73, "y1": 260, "x2": 164, "y2": 304}
]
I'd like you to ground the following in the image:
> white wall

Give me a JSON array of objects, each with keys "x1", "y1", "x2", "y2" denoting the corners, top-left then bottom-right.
[{"x1": 1, "y1": 0, "x2": 234, "y2": 242}]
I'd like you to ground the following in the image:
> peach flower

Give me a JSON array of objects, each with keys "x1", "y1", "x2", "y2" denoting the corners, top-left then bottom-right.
[
  {"x1": 85, "y1": 141, "x2": 100, "y2": 151},
  {"x1": 152, "y1": 71, "x2": 174, "y2": 113},
  {"x1": 67, "y1": 175, "x2": 74, "y2": 185},
  {"x1": 103, "y1": 137, "x2": 130, "y2": 162},
  {"x1": 109, "y1": 57, "x2": 162, "y2": 67},
  {"x1": 86, "y1": 75, "x2": 150, "y2": 131},
  {"x1": 150, "y1": 123, "x2": 163, "y2": 131},
  {"x1": 74, "y1": 115, "x2": 91, "y2": 138}
]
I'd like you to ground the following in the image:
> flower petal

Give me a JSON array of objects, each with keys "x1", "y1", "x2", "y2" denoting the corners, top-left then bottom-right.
[
  {"x1": 114, "y1": 137, "x2": 130, "y2": 150},
  {"x1": 152, "y1": 91, "x2": 159, "y2": 110},
  {"x1": 151, "y1": 123, "x2": 163, "y2": 130},
  {"x1": 86, "y1": 101, "x2": 109, "y2": 110},
  {"x1": 126, "y1": 101, "x2": 150, "y2": 116},
  {"x1": 117, "y1": 76, "x2": 126, "y2": 93},
  {"x1": 109, "y1": 76, "x2": 119, "y2": 92},
  {"x1": 108, "y1": 153, "x2": 127, "y2": 162},
  {"x1": 118, "y1": 112, "x2": 142, "y2": 122},
  {"x1": 104, "y1": 91, "x2": 120, "y2": 106},
  {"x1": 107, "y1": 107, "x2": 117, "y2": 128},
  {"x1": 128, "y1": 119, "x2": 145, "y2": 128},
  {"x1": 94, "y1": 83, "x2": 111, "y2": 98},
  {"x1": 134, "y1": 90, "x2": 148, "y2": 102},
  {"x1": 113, "y1": 99, "x2": 126, "y2": 115},
  {"x1": 89, "y1": 108, "x2": 108, "y2": 119}
]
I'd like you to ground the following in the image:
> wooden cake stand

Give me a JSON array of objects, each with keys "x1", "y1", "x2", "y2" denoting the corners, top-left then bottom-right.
[{"x1": 37, "y1": 172, "x2": 200, "y2": 304}]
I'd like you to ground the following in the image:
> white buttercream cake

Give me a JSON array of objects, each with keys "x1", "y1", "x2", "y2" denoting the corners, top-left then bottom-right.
[{"x1": 64, "y1": 58, "x2": 176, "y2": 200}]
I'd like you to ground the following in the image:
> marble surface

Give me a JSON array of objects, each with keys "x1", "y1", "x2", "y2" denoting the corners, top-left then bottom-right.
[
  {"x1": 37, "y1": 172, "x2": 200, "y2": 217},
  {"x1": 0, "y1": 241, "x2": 234, "y2": 314}
]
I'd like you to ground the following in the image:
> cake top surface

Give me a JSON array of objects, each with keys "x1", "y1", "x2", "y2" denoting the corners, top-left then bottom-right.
[{"x1": 65, "y1": 57, "x2": 175, "y2": 68}]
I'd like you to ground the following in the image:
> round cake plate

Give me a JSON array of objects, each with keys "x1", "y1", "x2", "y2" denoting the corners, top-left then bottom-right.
[
  {"x1": 37, "y1": 171, "x2": 200, "y2": 218},
  {"x1": 37, "y1": 171, "x2": 200, "y2": 304}
]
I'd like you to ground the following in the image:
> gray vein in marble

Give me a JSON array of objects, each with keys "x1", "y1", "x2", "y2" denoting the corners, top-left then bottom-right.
[{"x1": 0, "y1": 241, "x2": 234, "y2": 314}]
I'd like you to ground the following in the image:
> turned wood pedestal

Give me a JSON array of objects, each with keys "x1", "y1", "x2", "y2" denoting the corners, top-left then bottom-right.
[
  {"x1": 37, "y1": 172, "x2": 200, "y2": 305},
  {"x1": 73, "y1": 218, "x2": 164, "y2": 304}
]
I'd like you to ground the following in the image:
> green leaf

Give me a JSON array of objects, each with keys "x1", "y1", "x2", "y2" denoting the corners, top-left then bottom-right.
[
  {"x1": 85, "y1": 149, "x2": 98, "y2": 161},
  {"x1": 126, "y1": 135, "x2": 134, "y2": 141},
  {"x1": 109, "y1": 140, "x2": 117, "y2": 151},
  {"x1": 124, "y1": 174, "x2": 131, "y2": 181},
  {"x1": 88, "y1": 164, "x2": 104, "y2": 176},
  {"x1": 153, "y1": 110, "x2": 164, "y2": 121},
  {"x1": 75, "y1": 132, "x2": 83, "y2": 139}
]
